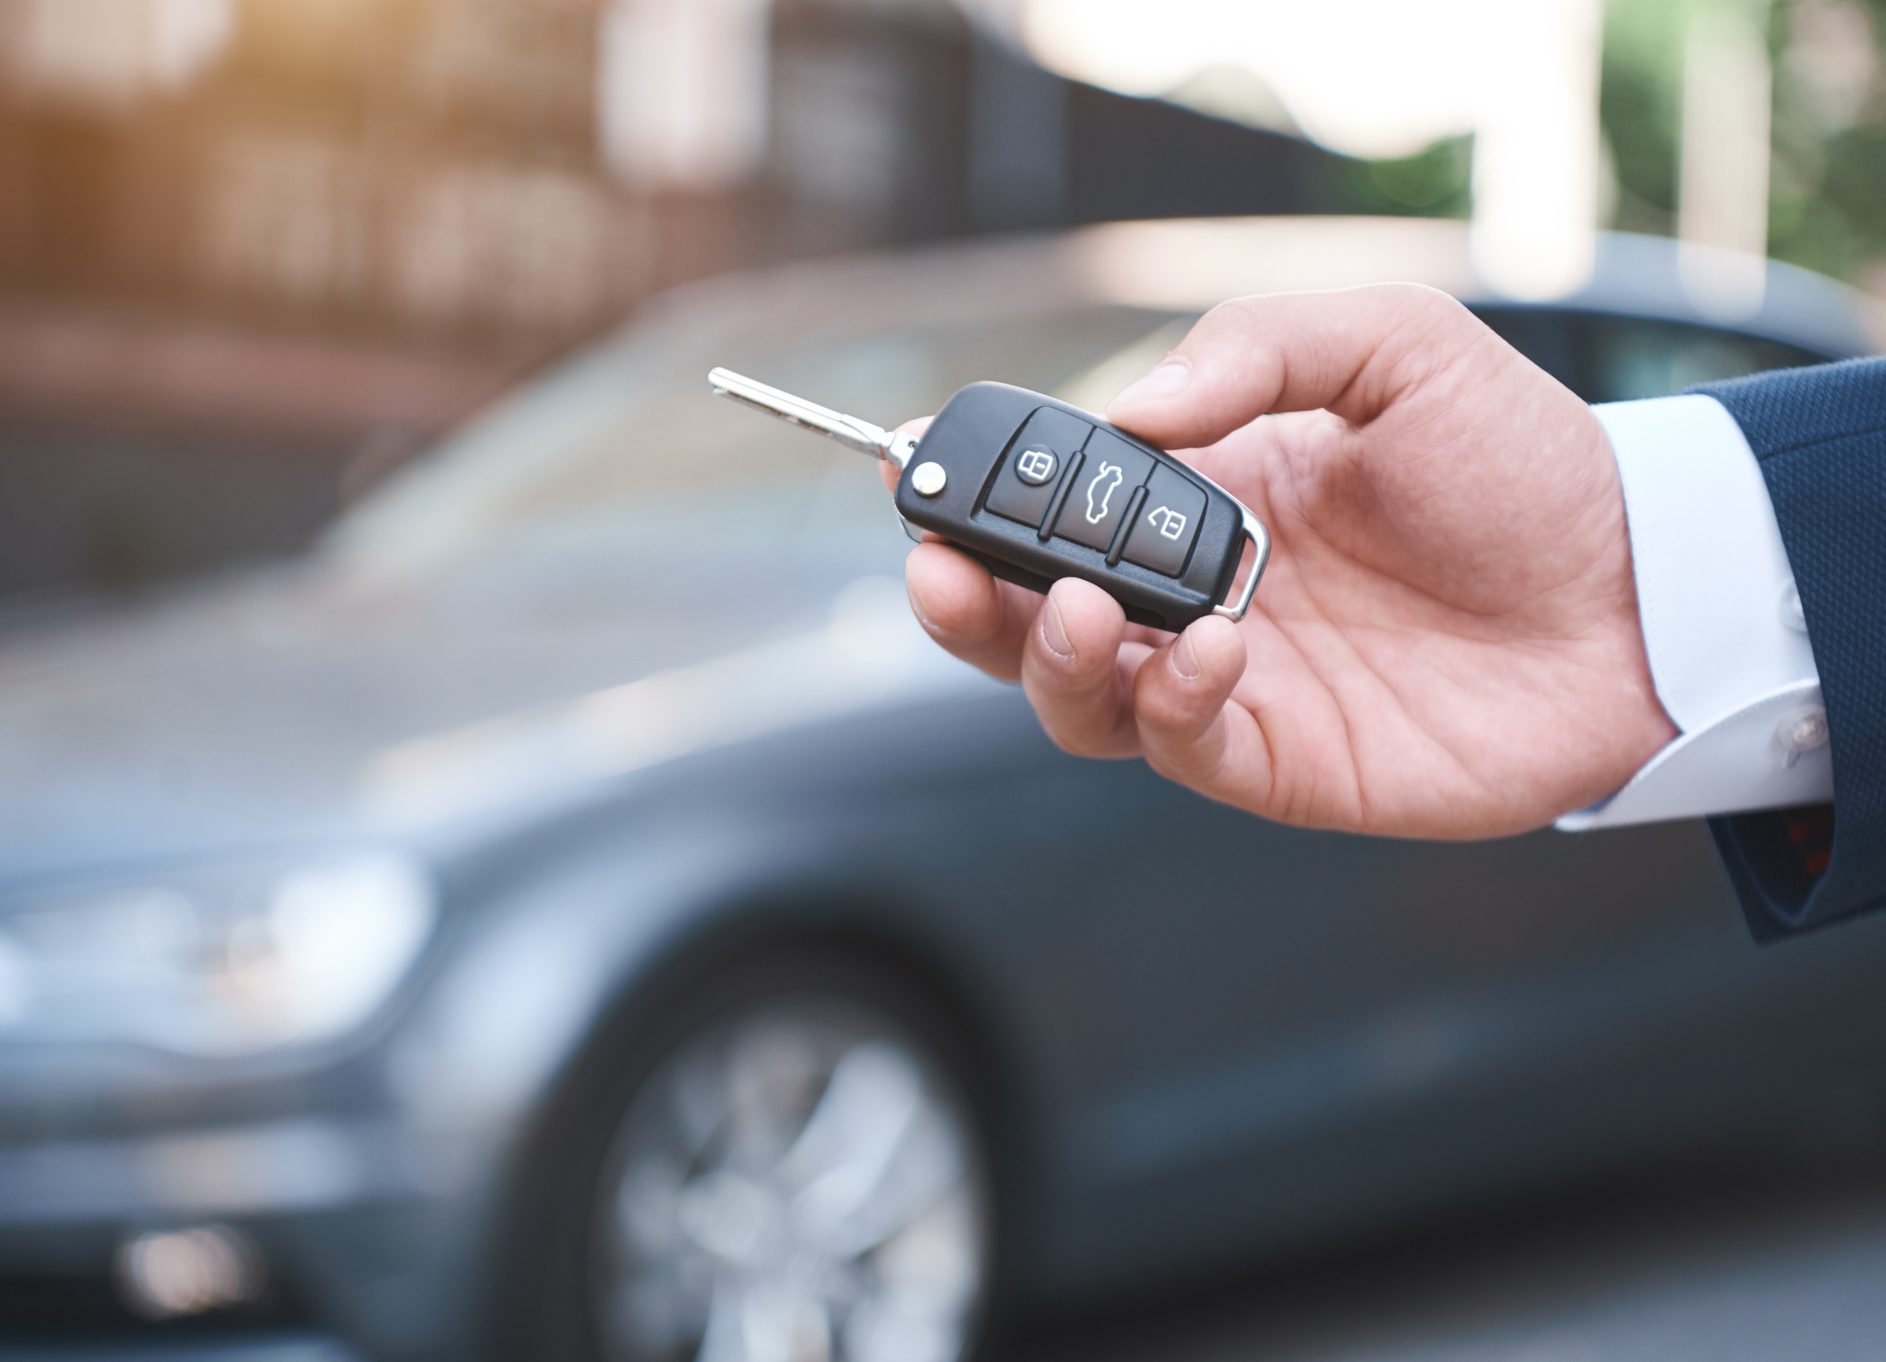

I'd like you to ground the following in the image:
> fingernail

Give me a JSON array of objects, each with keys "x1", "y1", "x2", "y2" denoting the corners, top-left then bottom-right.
[
  {"x1": 1043, "y1": 595, "x2": 1074, "y2": 660},
  {"x1": 1114, "y1": 361, "x2": 1191, "y2": 407},
  {"x1": 1172, "y1": 628, "x2": 1201, "y2": 679}
]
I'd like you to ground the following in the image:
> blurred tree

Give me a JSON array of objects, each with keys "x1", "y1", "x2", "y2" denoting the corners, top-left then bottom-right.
[
  {"x1": 1601, "y1": 0, "x2": 1886, "y2": 289},
  {"x1": 1348, "y1": 0, "x2": 1886, "y2": 292},
  {"x1": 1342, "y1": 135, "x2": 1473, "y2": 219},
  {"x1": 1599, "y1": 0, "x2": 1691, "y2": 238},
  {"x1": 1768, "y1": 0, "x2": 1886, "y2": 287}
]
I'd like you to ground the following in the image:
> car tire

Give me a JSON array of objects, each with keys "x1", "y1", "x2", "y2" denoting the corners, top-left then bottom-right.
[{"x1": 500, "y1": 949, "x2": 999, "y2": 1362}]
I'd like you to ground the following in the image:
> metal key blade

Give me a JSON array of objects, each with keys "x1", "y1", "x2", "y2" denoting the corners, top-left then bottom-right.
[{"x1": 708, "y1": 367, "x2": 916, "y2": 468}]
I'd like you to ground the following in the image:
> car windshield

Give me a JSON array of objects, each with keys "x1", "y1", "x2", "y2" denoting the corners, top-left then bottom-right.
[
  {"x1": 323, "y1": 279, "x2": 1843, "y2": 593},
  {"x1": 324, "y1": 300, "x2": 1186, "y2": 585}
]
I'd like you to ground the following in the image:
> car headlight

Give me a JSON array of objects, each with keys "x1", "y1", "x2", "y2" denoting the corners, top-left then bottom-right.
[{"x1": 0, "y1": 852, "x2": 434, "y2": 1056}]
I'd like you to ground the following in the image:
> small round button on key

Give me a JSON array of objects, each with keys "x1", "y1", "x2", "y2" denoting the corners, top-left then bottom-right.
[{"x1": 911, "y1": 461, "x2": 948, "y2": 496}]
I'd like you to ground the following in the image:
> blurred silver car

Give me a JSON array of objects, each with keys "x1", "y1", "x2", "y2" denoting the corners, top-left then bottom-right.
[{"x1": 2, "y1": 218, "x2": 1884, "y2": 1362}]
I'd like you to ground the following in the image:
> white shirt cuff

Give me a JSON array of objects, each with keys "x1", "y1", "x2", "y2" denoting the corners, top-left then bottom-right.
[{"x1": 1556, "y1": 395, "x2": 1828, "y2": 831}]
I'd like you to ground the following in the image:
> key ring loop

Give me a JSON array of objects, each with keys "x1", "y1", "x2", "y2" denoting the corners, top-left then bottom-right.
[{"x1": 1212, "y1": 511, "x2": 1271, "y2": 623}]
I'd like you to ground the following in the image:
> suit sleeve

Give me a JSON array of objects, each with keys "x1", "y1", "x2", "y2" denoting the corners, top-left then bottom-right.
[{"x1": 1694, "y1": 359, "x2": 1886, "y2": 939}]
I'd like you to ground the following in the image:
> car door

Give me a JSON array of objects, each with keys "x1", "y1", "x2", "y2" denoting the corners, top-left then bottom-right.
[{"x1": 1019, "y1": 306, "x2": 1886, "y2": 1285}]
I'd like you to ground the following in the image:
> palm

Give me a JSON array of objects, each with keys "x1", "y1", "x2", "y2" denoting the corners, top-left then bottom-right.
[{"x1": 1167, "y1": 363, "x2": 1662, "y2": 836}]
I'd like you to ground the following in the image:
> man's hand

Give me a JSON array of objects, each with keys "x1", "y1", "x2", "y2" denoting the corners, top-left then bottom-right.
[{"x1": 890, "y1": 284, "x2": 1676, "y2": 838}]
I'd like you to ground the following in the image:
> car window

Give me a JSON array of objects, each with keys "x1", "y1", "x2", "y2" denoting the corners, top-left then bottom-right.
[
  {"x1": 324, "y1": 296, "x2": 1848, "y2": 587},
  {"x1": 1581, "y1": 316, "x2": 1837, "y2": 402},
  {"x1": 324, "y1": 304, "x2": 1181, "y2": 582}
]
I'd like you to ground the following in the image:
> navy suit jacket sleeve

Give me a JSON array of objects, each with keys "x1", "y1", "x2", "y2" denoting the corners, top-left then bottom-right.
[{"x1": 1693, "y1": 359, "x2": 1886, "y2": 939}]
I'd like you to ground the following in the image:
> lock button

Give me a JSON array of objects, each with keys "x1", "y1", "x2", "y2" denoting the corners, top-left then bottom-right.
[
  {"x1": 1121, "y1": 464, "x2": 1207, "y2": 576},
  {"x1": 986, "y1": 409, "x2": 1090, "y2": 529}
]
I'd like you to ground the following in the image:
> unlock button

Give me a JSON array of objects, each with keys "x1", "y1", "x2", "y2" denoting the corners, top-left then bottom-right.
[{"x1": 1121, "y1": 465, "x2": 1206, "y2": 576}]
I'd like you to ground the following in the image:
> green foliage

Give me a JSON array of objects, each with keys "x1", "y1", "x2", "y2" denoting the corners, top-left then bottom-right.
[
  {"x1": 1766, "y1": 0, "x2": 1886, "y2": 283},
  {"x1": 1355, "y1": 0, "x2": 1886, "y2": 290},
  {"x1": 1599, "y1": 0, "x2": 1696, "y2": 235},
  {"x1": 1344, "y1": 135, "x2": 1474, "y2": 218}
]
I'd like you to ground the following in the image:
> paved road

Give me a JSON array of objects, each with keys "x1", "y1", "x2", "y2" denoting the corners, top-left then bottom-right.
[
  {"x1": 1003, "y1": 1165, "x2": 1886, "y2": 1362},
  {"x1": 19, "y1": 1166, "x2": 1886, "y2": 1362}
]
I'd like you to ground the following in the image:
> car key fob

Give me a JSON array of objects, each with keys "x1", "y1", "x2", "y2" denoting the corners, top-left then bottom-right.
[
  {"x1": 891, "y1": 382, "x2": 1268, "y2": 631},
  {"x1": 709, "y1": 370, "x2": 1270, "y2": 632}
]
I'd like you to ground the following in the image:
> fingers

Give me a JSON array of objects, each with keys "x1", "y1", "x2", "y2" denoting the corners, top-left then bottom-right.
[
  {"x1": 1019, "y1": 578, "x2": 1142, "y2": 759},
  {"x1": 1130, "y1": 615, "x2": 1270, "y2": 799},
  {"x1": 906, "y1": 558, "x2": 1144, "y2": 756},
  {"x1": 891, "y1": 404, "x2": 1266, "y2": 787},
  {"x1": 906, "y1": 552, "x2": 1264, "y2": 787},
  {"x1": 1105, "y1": 283, "x2": 1474, "y2": 450},
  {"x1": 904, "y1": 542, "x2": 1035, "y2": 682}
]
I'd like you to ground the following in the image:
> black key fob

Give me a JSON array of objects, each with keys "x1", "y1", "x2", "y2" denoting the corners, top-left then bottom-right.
[{"x1": 895, "y1": 383, "x2": 1268, "y2": 632}]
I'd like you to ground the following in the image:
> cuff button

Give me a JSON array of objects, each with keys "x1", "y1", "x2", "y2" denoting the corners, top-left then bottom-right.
[{"x1": 1777, "y1": 704, "x2": 1828, "y2": 769}]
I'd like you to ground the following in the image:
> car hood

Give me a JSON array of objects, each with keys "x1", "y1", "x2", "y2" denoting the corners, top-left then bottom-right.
[{"x1": 0, "y1": 532, "x2": 970, "y2": 882}]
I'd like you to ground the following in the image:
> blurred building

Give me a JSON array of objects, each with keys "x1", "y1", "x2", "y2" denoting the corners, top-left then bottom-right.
[
  {"x1": 0, "y1": 0, "x2": 628, "y2": 599},
  {"x1": 0, "y1": 0, "x2": 1342, "y2": 604}
]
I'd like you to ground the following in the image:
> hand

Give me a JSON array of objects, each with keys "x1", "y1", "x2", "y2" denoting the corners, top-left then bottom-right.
[{"x1": 889, "y1": 285, "x2": 1676, "y2": 838}]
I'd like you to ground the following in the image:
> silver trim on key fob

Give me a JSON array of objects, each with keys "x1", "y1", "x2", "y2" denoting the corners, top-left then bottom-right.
[
  {"x1": 1214, "y1": 506, "x2": 1271, "y2": 622},
  {"x1": 1176, "y1": 457, "x2": 1271, "y2": 622}
]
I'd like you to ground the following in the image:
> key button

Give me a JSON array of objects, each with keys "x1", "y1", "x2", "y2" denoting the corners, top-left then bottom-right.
[
  {"x1": 1015, "y1": 447, "x2": 1058, "y2": 484},
  {"x1": 1122, "y1": 465, "x2": 1207, "y2": 576},
  {"x1": 986, "y1": 408, "x2": 1091, "y2": 529},
  {"x1": 1053, "y1": 431, "x2": 1154, "y2": 552}
]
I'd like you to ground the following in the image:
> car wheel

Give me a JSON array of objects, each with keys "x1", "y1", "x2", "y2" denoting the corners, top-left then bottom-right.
[{"x1": 518, "y1": 954, "x2": 997, "y2": 1362}]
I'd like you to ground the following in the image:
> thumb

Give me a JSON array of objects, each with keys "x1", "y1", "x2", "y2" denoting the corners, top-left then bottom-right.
[{"x1": 1105, "y1": 283, "x2": 1473, "y2": 451}]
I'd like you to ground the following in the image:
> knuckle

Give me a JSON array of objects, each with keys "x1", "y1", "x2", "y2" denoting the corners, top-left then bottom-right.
[
  {"x1": 1134, "y1": 670, "x2": 1229, "y2": 787},
  {"x1": 1025, "y1": 668, "x2": 1111, "y2": 759},
  {"x1": 1182, "y1": 296, "x2": 1287, "y2": 396},
  {"x1": 1042, "y1": 727, "x2": 1097, "y2": 759},
  {"x1": 1039, "y1": 712, "x2": 1111, "y2": 759},
  {"x1": 1027, "y1": 655, "x2": 1130, "y2": 759},
  {"x1": 1142, "y1": 733, "x2": 1222, "y2": 789},
  {"x1": 1374, "y1": 281, "x2": 1471, "y2": 326},
  {"x1": 1203, "y1": 293, "x2": 1274, "y2": 335},
  {"x1": 924, "y1": 606, "x2": 1022, "y2": 681},
  {"x1": 1372, "y1": 280, "x2": 1450, "y2": 307},
  {"x1": 1133, "y1": 678, "x2": 1198, "y2": 736},
  {"x1": 1135, "y1": 715, "x2": 1215, "y2": 786},
  {"x1": 926, "y1": 593, "x2": 1000, "y2": 648},
  {"x1": 968, "y1": 650, "x2": 1024, "y2": 684}
]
